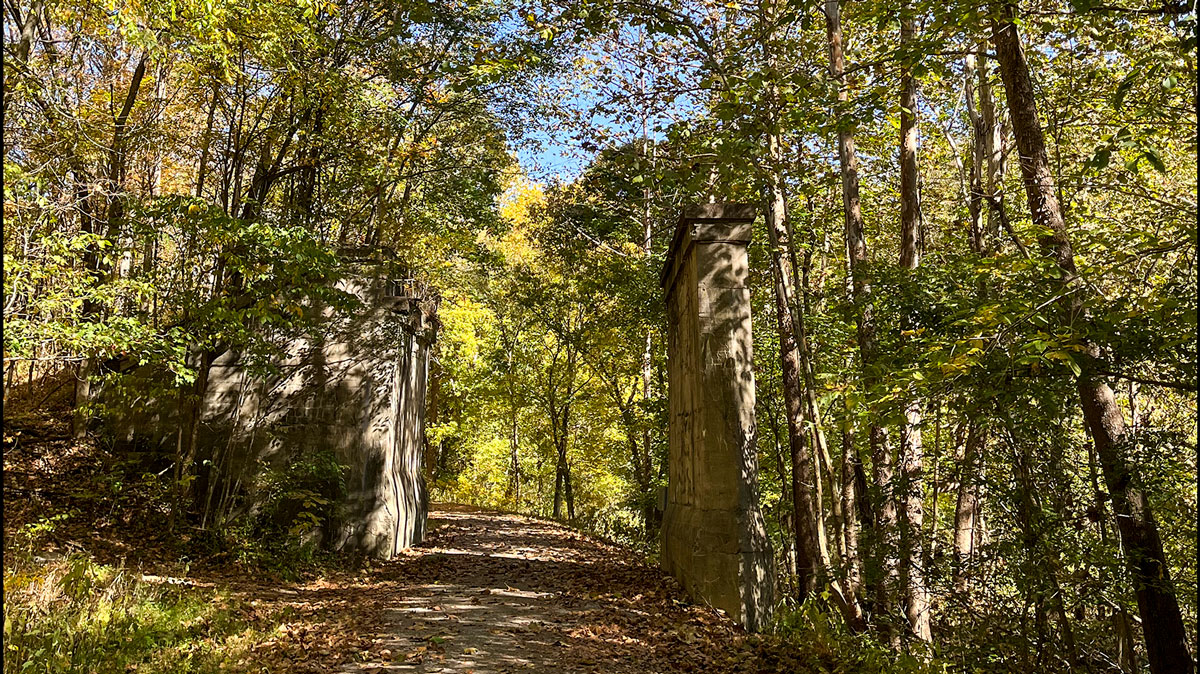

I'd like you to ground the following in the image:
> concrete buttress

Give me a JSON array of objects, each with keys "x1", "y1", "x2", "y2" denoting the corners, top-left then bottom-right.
[{"x1": 660, "y1": 204, "x2": 775, "y2": 631}]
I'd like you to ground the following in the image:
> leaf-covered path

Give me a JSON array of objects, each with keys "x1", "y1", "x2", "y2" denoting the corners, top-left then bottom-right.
[{"x1": 273, "y1": 504, "x2": 807, "y2": 673}]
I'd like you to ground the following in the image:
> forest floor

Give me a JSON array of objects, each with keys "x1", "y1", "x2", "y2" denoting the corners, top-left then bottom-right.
[
  {"x1": 3, "y1": 396, "x2": 828, "y2": 674},
  {"x1": 312, "y1": 504, "x2": 800, "y2": 673}
]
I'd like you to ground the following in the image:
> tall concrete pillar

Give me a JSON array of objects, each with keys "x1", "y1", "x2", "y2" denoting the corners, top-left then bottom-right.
[{"x1": 660, "y1": 203, "x2": 775, "y2": 631}]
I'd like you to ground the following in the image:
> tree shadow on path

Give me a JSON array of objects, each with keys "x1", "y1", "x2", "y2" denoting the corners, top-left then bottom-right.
[{"x1": 334, "y1": 505, "x2": 773, "y2": 673}]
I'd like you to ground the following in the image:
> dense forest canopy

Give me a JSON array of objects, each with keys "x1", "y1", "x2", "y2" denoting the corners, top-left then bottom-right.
[{"x1": 3, "y1": 0, "x2": 1196, "y2": 671}]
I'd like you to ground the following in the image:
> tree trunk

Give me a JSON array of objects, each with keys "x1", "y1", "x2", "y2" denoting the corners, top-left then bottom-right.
[
  {"x1": 509, "y1": 402, "x2": 521, "y2": 507},
  {"x1": 965, "y1": 44, "x2": 1006, "y2": 256},
  {"x1": 553, "y1": 446, "x2": 564, "y2": 519},
  {"x1": 790, "y1": 213, "x2": 848, "y2": 581},
  {"x1": 72, "y1": 359, "x2": 93, "y2": 439},
  {"x1": 840, "y1": 422, "x2": 864, "y2": 616},
  {"x1": 559, "y1": 402, "x2": 576, "y2": 522},
  {"x1": 764, "y1": 127, "x2": 822, "y2": 599},
  {"x1": 195, "y1": 82, "x2": 220, "y2": 199},
  {"x1": 175, "y1": 349, "x2": 215, "y2": 525},
  {"x1": 564, "y1": 455, "x2": 575, "y2": 521},
  {"x1": 14, "y1": 0, "x2": 43, "y2": 64},
  {"x1": 106, "y1": 54, "x2": 148, "y2": 246},
  {"x1": 896, "y1": 3, "x2": 931, "y2": 643},
  {"x1": 1079, "y1": 371, "x2": 1191, "y2": 674},
  {"x1": 769, "y1": 404, "x2": 798, "y2": 588},
  {"x1": 824, "y1": 0, "x2": 895, "y2": 629},
  {"x1": 991, "y1": 5, "x2": 1193, "y2": 672},
  {"x1": 425, "y1": 357, "x2": 441, "y2": 484},
  {"x1": 953, "y1": 421, "x2": 983, "y2": 591},
  {"x1": 640, "y1": 156, "x2": 658, "y2": 536}
]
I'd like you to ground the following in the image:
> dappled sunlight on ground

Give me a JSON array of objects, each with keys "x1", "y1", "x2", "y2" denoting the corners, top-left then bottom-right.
[{"x1": 337, "y1": 506, "x2": 726, "y2": 673}]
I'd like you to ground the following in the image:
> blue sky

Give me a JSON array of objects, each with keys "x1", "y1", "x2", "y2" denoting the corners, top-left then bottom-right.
[{"x1": 502, "y1": 25, "x2": 705, "y2": 185}]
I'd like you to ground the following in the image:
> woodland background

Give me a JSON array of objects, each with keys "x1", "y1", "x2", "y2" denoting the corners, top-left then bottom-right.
[{"x1": 2, "y1": 0, "x2": 1196, "y2": 671}]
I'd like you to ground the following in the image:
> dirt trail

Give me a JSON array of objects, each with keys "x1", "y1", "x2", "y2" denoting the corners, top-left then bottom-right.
[{"x1": 325, "y1": 504, "x2": 783, "y2": 673}]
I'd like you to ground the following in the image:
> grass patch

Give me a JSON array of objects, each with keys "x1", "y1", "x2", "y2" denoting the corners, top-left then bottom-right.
[{"x1": 3, "y1": 553, "x2": 264, "y2": 674}]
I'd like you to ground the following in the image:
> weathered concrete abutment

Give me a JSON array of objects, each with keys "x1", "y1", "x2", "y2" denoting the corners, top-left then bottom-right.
[
  {"x1": 659, "y1": 204, "x2": 775, "y2": 631},
  {"x1": 104, "y1": 251, "x2": 435, "y2": 559}
]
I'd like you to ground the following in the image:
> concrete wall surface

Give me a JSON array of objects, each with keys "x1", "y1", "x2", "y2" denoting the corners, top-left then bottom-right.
[
  {"x1": 660, "y1": 204, "x2": 775, "y2": 631},
  {"x1": 105, "y1": 257, "x2": 435, "y2": 559}
]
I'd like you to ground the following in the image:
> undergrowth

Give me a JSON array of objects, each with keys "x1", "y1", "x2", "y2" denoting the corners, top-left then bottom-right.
[
  {"x1": 1, "y1": 396, "x2": 326, "y2": 672},
  {"x1": 3, "y1": 533, "x2": 264, "y2": 674},
  {"x1": 771, "y1": 599, "x2": 949, "y2": 674}
]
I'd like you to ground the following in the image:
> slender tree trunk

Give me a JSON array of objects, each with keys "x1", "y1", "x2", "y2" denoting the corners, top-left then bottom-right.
[
  {"x1": 106, "y1": 54, "x2": 148, "y2": 247},
  {"x1": 896, "y1": 4, "x2": 931, "y2": 643},
  {"x1": 640, "y1": 138, "x2": 659, "y2": 537},
  {"x1": 174, "y1": 349, "x2": 215, "y2": 525},
  {"x1": 509, "y1": 402, "x2": 521, "y2": 506},
  {"x1": 824, "y1": 0, "x2": 896, "y2": 629},
  {"x1": 953, "y1": 421, "x2": 983, "y2": 591},
  {"x1": 965, "y1": 44, "x2": 1006, "y2": 256},
  {"x1": 764, "y1": 126, "x2": 822, "y2": 599},
  {"x1": 898, "y1": 17, "x2": 921, "y2": 272},
  {"x1": 553, "y1": 449, "x2": 563, "y2": 518},
  {"x1": 561, "y1": 403, "x2": 576, "y2": 522},
  {"x1": 928, "y1": 405, "x2": 943, "y2": 561},
  {"x1": 769, "y1": 403, "x2": 799, "y2": 587},
  {"x1": 991, "y1": 5, "x2": 1192, "y2": 671},
  {"x1": 504, "y1": 338, "x2": 521, "y2": 507},
  {"x1": 425, "y1": 357, "x2": 441, "y2": 484},
  {"x1": 790, "y1": 214, "x2": 847, "y2": 576},
  {"x1": 195, "y1": 82, "x2": 219, "y2": 199},
  {"x1": 72, "y1": 360, "x2": 92, "y2": 439},
  {"x1": 840, "y1": 422, "x2": 864, "y2": 612},
  {"x1": 552, "y1": 406, "x2": 564, "y2": 520}
]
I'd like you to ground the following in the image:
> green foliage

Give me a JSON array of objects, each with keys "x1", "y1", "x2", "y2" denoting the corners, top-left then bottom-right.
[
  {"x1": 213, "y1": 450, "x2": 349, "y2": 576},
  {"x1": 3, "y1": 555, "x2": 255, "y2": 674},
  {"x1": 772, "y1": 599, "x2": 946, "y2": 674}
]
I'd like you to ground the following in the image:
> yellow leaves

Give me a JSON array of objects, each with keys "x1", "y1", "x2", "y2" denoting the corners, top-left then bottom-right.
[
  {"x1": 939, "y1": 356, "x2": 971, "y2": 376},
  {"x1": 498, "y1": 175, "x2": 547, "y2": 227},
  {"x1": 975, "y1": 304, "x2": 1002, "y2": 327},
  {"x1": 1045, "y1": 349, "x2": 1083, "y2": 376},
  {"x1": 438, "y1": 293, "x2": 493, "y2": 367},
  {"x1": 620, "y1": 241, "x2": 646, "y2": 257},
  {"x1": 940, "y1": 340, "x2": 985, "y2": 377}
]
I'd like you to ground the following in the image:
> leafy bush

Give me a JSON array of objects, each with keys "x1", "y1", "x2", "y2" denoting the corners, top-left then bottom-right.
[
  {"x1": 212, "y1": 449, "x2": 349, "y2": 577},
  {"x1": 771, "y1": 599, "x2": 948, "y2": 674}
]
